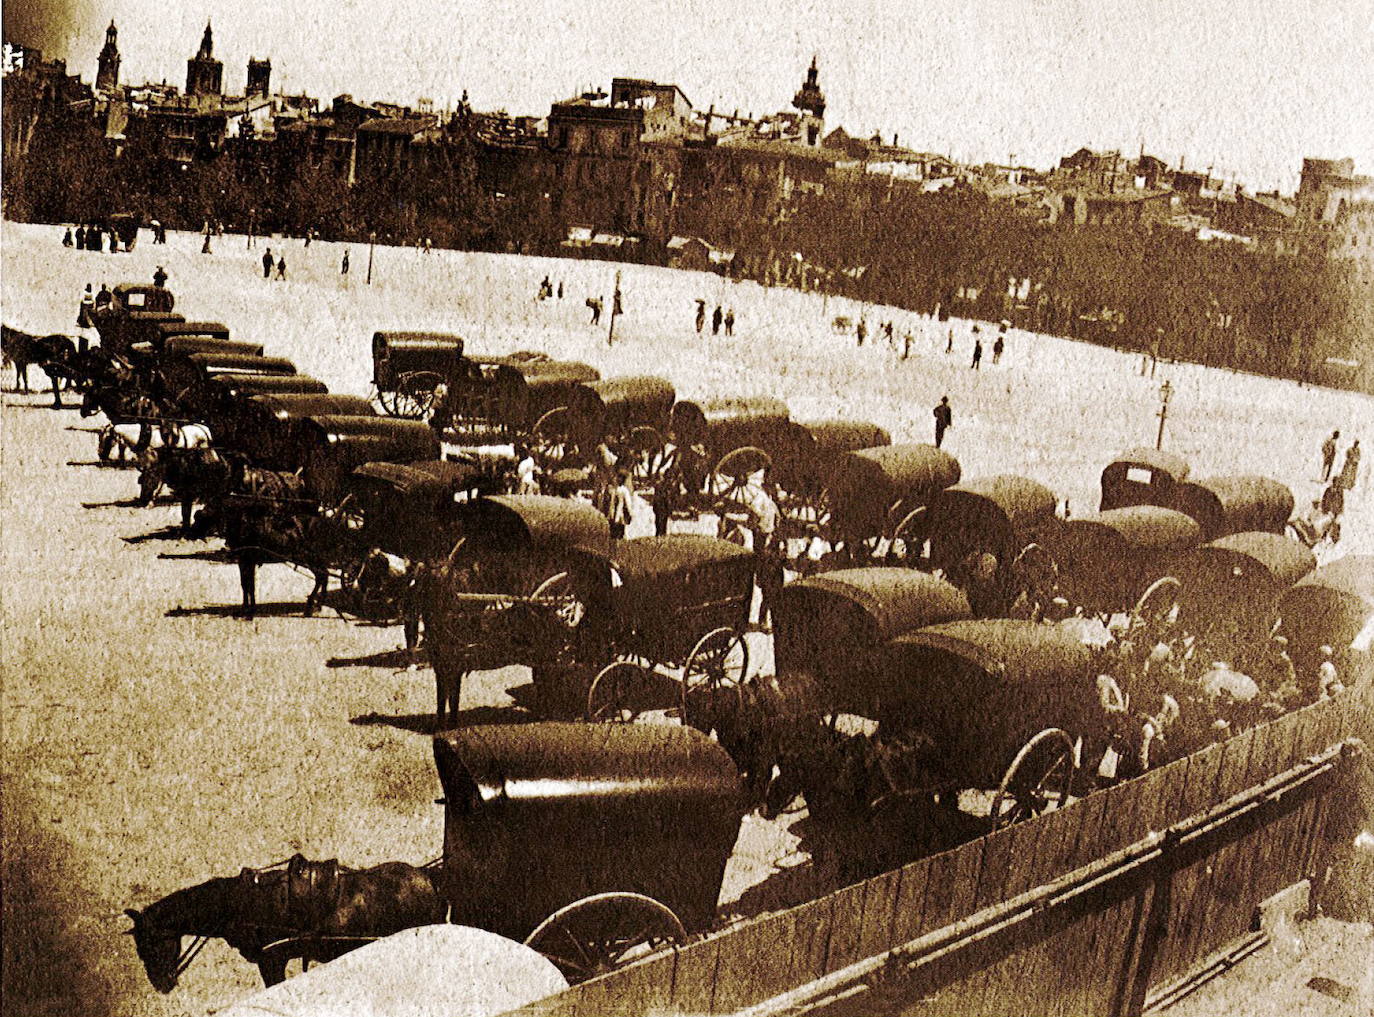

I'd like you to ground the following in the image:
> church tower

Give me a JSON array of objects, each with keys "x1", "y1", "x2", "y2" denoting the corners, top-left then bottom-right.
[
  {"x1": 96, "y1": 21, "x2": 120, "y2": 93},
  {"x1": 247, "y1": 57, "x2": 271, "y2": 98},
  {"x1": 186, "y1": 21, "x2": 223, "y2": 97},
  {"x1": 791, "y1": 57, "x2": 826, "y2": 146}
]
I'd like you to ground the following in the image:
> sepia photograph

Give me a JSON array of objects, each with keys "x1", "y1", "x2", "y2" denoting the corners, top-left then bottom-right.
[{"x1": 2, "y1": 2, "x2": 1372, "y2": 1014}]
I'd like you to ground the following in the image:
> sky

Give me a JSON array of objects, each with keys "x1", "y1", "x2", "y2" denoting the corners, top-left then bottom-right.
[{"x1": 7, "y1": 0, "x2": 1374, "y2": 192}]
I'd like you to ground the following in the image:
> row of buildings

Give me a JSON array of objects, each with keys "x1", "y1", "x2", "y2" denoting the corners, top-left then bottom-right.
[{"x1": 4, "y1": 24, "x2": 1372, "y2": 278}]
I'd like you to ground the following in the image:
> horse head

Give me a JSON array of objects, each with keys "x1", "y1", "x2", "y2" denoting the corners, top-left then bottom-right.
[{"x1": 123, "y1": 907, "x2": 182, "y2": 994}]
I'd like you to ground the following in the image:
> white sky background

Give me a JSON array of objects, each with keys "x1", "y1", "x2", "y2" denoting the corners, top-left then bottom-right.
[{"x1": 12, "y1": 0, "x2": 1374, "y2": 191}]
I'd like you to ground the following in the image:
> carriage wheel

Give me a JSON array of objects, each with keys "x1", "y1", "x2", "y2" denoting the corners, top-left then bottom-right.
[
  {"x1": 888, "y1": 507, "x2": 928, "y2": 566},
  {"x1": 531, "y1": 407, "x2": 574, "y2": 469},
  {"x1": 530, "y1": 572, "x2": 586, "y2": 630},
  {"x1": 711, "y1": 447, "x2": 773, "y2": 496},
  {"x1": 334, "y1": 494, "x2": 367, "y2": 535},
  {"x1": 522, "y1": 892, "x2": 687, "y2": 983},
  {"x1": 990, "y1": 728, "x2": 1077, "y2": 830},
  {"x1": 680, "y1": 627, "x2": 749, "y2": 724},
  {"x1": 628, "y1": 426, "x2": 671, "y2": 486},
  {"x1": 387, "y1": 371, "x2": 442, "y2": 420},
  {"x1": 1011, "y1": 542, "x2": 1061, "y2": 618},
  {"x1": 586, "y1": 661, "x2": 654, "y2": 722},
  {"x1": 1132, "y1": 576, "x2": 1181, "y2": 632}
]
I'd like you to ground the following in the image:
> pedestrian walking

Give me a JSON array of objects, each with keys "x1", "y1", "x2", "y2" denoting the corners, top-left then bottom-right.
[
  {"x1": 341, "y1": 250, "x2": 350, "y2": 275},
  {"x1": 695, "y1": 299, "x2": 706, "y2": 334},
  {"x1": 587, "y1": 297, "x2": 603, "y2": 324},
  {"x1": 1321, "y1": 430, "x2": 1340, "y2": 482},
  {"x1": 152, "y1": 265, "x2": 168, "y2": 289},
  {"x1": 276, "y1": 256, "x2": 287, "y2": 280},
  {"x1": 971, "y1": 337, "x2": 983, "y2": 370},
  {"x1": 262, "y1": 248, "x2": 274, "y2": 278},
  {"x1": 613, "y1": 287, "x2": 623, "y2": 318},
  {"x1": 424, "y1": 237, "x2": 432, "y2": 254},
  {"x1": 993, "y1": 335, "x2": 1004, "y2": 364},
  {"x1": 933, "y1": 396, "x2": 952, "y2": 449},
  {"x1": 902, "y1": 332, "x2": 912, "y2": 360},
  {"x1": 304, "y1": 230, "x2": 312, "y2": 248},
  {"x1": 557, "y1": 281, "x2": 564, "y2": 300},
  {"x1": 724, "y1": 308, "x2": 735, "y2": 336},
  {"x1": 856, "y1": 319, "x2": 867, "y2": 347},
  {"x1": 63, "y1": 227, "x2": 74, "y2": 247},
  {"x1": 712, "y1": 305, "x2": 723, "y2": 336},
  {"x1": 201, "y1": 232, "x2": 212, "y2": 254},
  {"x1": 1338, "y1": 439, "x2": 1361, "y2": 490},
  {"x1": 945, "y1": 327, "x2": 954, "y2": 353},
  {"x1": 75, "y1": 224, "x2": 86, "y2": 250}
]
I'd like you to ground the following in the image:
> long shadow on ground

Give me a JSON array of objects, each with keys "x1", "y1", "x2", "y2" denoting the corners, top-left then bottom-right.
[
  {"x1": 165, "y1": 602, "x2": 320, "y2": 618},
  {"x1": 351, "y1": 704, "x2": 534, "y2": 735}
]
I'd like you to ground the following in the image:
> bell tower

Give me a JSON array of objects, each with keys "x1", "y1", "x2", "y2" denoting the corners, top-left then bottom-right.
[
  {"x1": 791, "y1": 56, "x2": 826, "y2": 146},
  {"x1": 186, "y1": 21, "x2": 224, "y2": 97},
  {"x1": 96, "y1": 21, "x2": 120, "y2": 93}
]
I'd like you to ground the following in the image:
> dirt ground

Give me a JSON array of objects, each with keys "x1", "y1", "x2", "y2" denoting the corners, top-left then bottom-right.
[{"x1": 2, "y1": 222, "x2": 1371, "y2": 1016}]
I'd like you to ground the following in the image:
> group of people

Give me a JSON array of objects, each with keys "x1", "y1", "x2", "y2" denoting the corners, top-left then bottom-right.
[
  {"x1": 537, "y1": 276, "x2": 564, "y2": 301},
  {"x1": 694, "y1": 301, "x2": 736, "y2": 336},
  {"x1": 1320, "y1": 430, "x2": 1361, "y2": 489},
  {"x1": 63, "y1": 223, "x2": 131, "y2": 253},
  {"x1": 260, "y1": 248, "x2": 288, "y2": 280}
]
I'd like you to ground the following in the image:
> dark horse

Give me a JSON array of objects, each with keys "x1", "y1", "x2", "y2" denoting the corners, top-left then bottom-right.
[
  {"x1": 1, "y1": 325, "x2": 78, "y2": 406},
  {"x1": 125, "y1": 855, "x2": 447, "y2": 992}
]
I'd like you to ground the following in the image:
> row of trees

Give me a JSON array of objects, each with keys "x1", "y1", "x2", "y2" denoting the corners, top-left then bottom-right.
[{"x1": 2, "y1": 98, "x2": 1359, "y2": 385}]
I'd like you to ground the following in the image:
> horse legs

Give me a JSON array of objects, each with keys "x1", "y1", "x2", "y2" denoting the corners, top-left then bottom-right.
[
  {"x1": 180, "y1": 496, "x2": 195, "y2": 535},
  {"x1": 237, "y1": 558, "x2": 258, "y2": 619},
  {"x1": 257, "y1": 954, "x2": 289, "y2": 987},
  {"x1": 432, "y1": 656, "x2": 464, "y2": 728},
  {"x1": 304, "y1": 569, "x2": 328, "y2": 616}
]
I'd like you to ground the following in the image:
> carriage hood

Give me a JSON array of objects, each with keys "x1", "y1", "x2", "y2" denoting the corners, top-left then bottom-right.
[
  {"x1": 1169, "y1": 475, "x2": 1294, "y2": 541},
  {"x1": 1279, "y1": 554, "x2": 1374, "y2": 652},
  {"x1": 371, "y1": 331, "x2": 465, "y2": 361},
  {"x1": 204, "y1": 374, "x2": 329, "y2": 399},
  {"x1": 610, "y1": 534, "x2": 754, "y2": 583},
  {"x1": 350, "y1": 460, "x2": 491, "y2": 501},
  {"x1": 459, "y1": 495, "x2": 612, "y2": 558},
  {"x1": 890, "y1": 619, "x2": 1094, "y2": 688},
  {"x1": 565, "y1": 376, "x2": 677, "y2": 437},
  {"x1": 790, "y1": 419, "x2": 892, "y2": 455},
  {"x1": 248, "y1": 393, "x2": 374, "y2": 422},
  {"x1": 1181, "y1": 532, "x2": 1316, "y2": 590},
  {"x1": 161, "y1": 337, "x2": 262, "y2": 360},
  {"x1": 1058, "y1": 506, "x2": 1202, "y2": 555},
  {"x1": 183, "y1": 352, "x2": 297, "y2": 376},
  {"x1": 1102, "y1": 447, "x2": 1190, "y2": 484},
  {"x1": 838, "y1": 444, "x2": 963, "y2": 504},
  {"x1": 669, "y1": 395, "x2": 791, "y2": 447}
]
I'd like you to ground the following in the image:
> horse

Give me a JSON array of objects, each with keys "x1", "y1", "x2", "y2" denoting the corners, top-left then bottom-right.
[
  {"x1": 1, "y1": 325, "x2": 77, "y2": 406},
  {"x1": 124, "y1": 855, "x2": 447, "y2": 992}
]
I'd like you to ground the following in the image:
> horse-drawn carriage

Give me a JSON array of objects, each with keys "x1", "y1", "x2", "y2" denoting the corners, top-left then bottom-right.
[
  {"x1": 1168, "y1": 474, "x2": 1293, "y2": 542},
  {"x1": 434, "y1": 721, "x2": 744, "y2": 979},
  {"x1": 1174, "y1": 532, "x2": 1316, "y2": 643},
  {"x1": 1100, "y1": 447, "x2": 1190, "y2": 511},
  {"x1": 160, "y1": 352, "x2": 298, "y2": 419},
  {"x1": 224, "y1": 394, "x2": 375, "y2": 467},
  {"x1": 421, "y1": 495, "x2": 756, "y2": 725},
  {"x1": 370, "y1": 331, "x2": 467, "y2": 418},
  {"x1": 754, "y1": 569, "x2": 1108, "y2": 878},
  {"x1": 1277, "y1": 554, "x2": 1374, "y2": 676},
  {"x1": 1048, "y1": 505, "x2": 1203, "y2": 622},
  {"x1": 532, "y1": 375, "x2": 677, "y2": 483},
  {"x1": 440, "y1": 357, "x2": 600, "y2": 443},
  {"x1": 296, "y1": 417, "x2": 440, "y2": 502}
]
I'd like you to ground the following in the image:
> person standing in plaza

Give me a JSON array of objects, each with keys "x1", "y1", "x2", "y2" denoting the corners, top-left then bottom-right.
[
  {"x1": 262, "y1": 247, "x2": 274, "y2": 279},
  {"x1": 341, "y1": 250, "x2": 351, "y2": 276},
  {"x1": 1338, "y1": 439, "x2": 1360, "y2": 490},
  {"x1": 712, "y1": 305, "x2": 723, "y2": 335},
  {"x1": 276, "y1": 255, "x2": 287, "y2": 280},
  {"x1": 993, "y1": 334, "x2": 1005, "y2": 364},
  {"x1": 933, "y1": 395, "x2": 952, "y2": 449},
  {"x1": 695, "y1": 299, "x2": 706, "y2": 334},
  {"x1": 856, "y1": 319, "x2": 867, "y2": 347},
  {"x1": 602, "y1": 468, "x2": 634, "y2": 540},
  {"x1": 152, "y1": 265, "x2": 167, "y2": 289},
  {"x1": 724, "y1": 308, "x2": 735, "y2": 336},
  {"x1": 1321, "y1": 430, "x2": 1340, "y2": 482},
  {"x1": 971, "y1": 336, "x2": 984, "y2": 370}
]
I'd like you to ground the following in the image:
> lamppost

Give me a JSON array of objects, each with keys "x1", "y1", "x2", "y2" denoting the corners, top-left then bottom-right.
[
  {"x1": 367, "y1": 231, "x2": 376, "y2": 286},
  {"x1": 1155, "y1": 379, "x2": 1173, "y2": 450},
  {"x1": 248, "y1": 207, "x2": 256, "y2": 249}
]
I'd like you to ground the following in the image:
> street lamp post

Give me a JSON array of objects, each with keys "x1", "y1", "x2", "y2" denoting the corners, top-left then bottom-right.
[
  {"x1": 1155, "y1": 379, "x2": 1174, "y2": 450},
  {"x1": 367, "y1": 231, "x2": 376, "y2": 286},
  {"x1": 607, "y1": 271, "x2": 622, "y2": 347},
  {"x1": 248, "y1": 208, "x2": 256, "y2": 249}
]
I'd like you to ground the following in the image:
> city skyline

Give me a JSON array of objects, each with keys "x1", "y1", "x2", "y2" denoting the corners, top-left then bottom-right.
[{"x1": 6, "y1": 0, "x2": 1373, "y2": 192}]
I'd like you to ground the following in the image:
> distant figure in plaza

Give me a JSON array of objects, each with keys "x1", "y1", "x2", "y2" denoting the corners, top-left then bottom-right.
[
  {"x1": 152, "y1": 265, "x2": 167, "y2": 289},
  {"x1": 62, "y1": 226, "x2": 73, "y2": 247},
  {"x1": 613, "y1": 288, "x2": 623, "y2": 317},
  {"x1": 945, "y1": 327, "x2": 954, "y2": 353},
  {"x1": 538, "y1": 275, "x2": 551, "y2": 300},
  {"x1": 993, "y1": 335, "x2": 1005, "y2": 364},
  {"x1": 856, "y1": 319, "x2": 867, "y2": 346},
  {"x1": 424, "y1": 237, "x2": 432, "y2": 254},
  {"x1": 201, "y1": 232, "x2": 212, "y2": 254},
  {"x1": 712, "y1": 305, "x2": 723, "y2": 335},
  {"x1": 262, "y1": 248, "x2": 274, "y2": 278},
  {"x1": 75, "y1": 224, "x2": 86, "y2": 249},
  {"x1": 587, "y1": 296, "x2": 603, "y2": 324},
  {"x1": 153, "y1": 220, "x2": 166, "y2": 244},
  {"x1": 724, "y1": 308, "x2": 735, "y2": 335},
  {"x1": 557, "y1": 281, "x2": 564, "y2": 299},
  {"x1": 971, "y1": 336, "x2": 984, "y2": 370},
  {"x1": 1321, "y1": 430, "x2": 1340, "y2": 481},
  {"x1": 92, "y1": 226, "x2": 105, "y2": 253},
  {"x1": 933, "y1": 396, "x2": 952, "y2": 449},
  {"x1": 1320, "y1": 479, "x2": 1345, "y2": 519},
  {"x1": 276, "y1": 256, "x2": 287, "y2": 280},
  {"x1": 341, "y1": 250, "x2": 350, "y2": 275},
  {"x1": 1339, "y1": 439, "x2": 1361, "y2": 490},
  {"x1": 304, "y1": 230, "x2": 312, "y2": 248},
  {"x1": 77, "y1": 284, "x2": 95, "y2": 327},
  {"x1": 94, "y1": 283, "x2": 112, "y2": 309},
  {"x1": 695, "y1": 299, "x2": 706, "y2": 333},
  {"x1": 902, "y1": 332, "x2": 912, "y2": 360},
  {"x1": 884, "y1": 321, "x2": 895, "y2": 347}
]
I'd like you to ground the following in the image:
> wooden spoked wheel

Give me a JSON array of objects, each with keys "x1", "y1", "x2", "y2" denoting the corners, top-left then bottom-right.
[
  {"x1": 522, "y1": 892, "x2": 687, "y2": 983},
  {"x1": 379, "y1": 371, "x2": 442, "y2": 419},
  {"x1": 585, "y1": 661, "x2": 653, "y2": 722},
  {"x1": 1132, "y1": 575, "x2": 1181, "y2": 632},
  {"x1": 529, "y1": 572, "x2": 586, "y2": 630},
  {"x1": 887, "y1": 507, "x2": 928, "y2": 566},
  {"x1": 990, "y1": 728, "x2": 1077, "y2": 830},
  {"x1": 680, "y1": 627, "x2": 749, "y2": 725},
  {"x1": 530, "y1": 407, "x2": 575, "y2": 470}
]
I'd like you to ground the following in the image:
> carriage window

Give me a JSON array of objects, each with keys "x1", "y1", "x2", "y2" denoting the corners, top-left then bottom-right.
[{"x1": 1126, "y1": 467, "x2": 1153, "y2": 485}]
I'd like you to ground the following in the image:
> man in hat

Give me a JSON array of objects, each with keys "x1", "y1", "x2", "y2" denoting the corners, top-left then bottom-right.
[
  {"x1": 1321, "y1": 430, "x2": 1340, "y2": 482},
  {"x1": 263, "y1": 247, "x2": 274, "y2": 279},
  {"x1": 932, "y1": 396, "x2": 952, "y2": 449}
]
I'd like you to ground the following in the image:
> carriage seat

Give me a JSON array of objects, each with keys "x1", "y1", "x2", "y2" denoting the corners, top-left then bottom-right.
[{"x1": 285, "y1": 854, "x2": 343, "y2": 928}]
